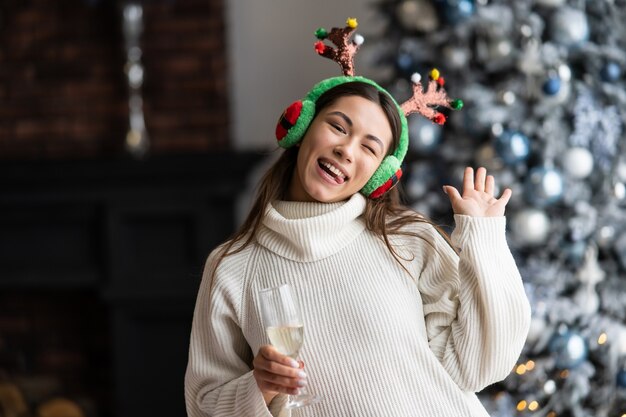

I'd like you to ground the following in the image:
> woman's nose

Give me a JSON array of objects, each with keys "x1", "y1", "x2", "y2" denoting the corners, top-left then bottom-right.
[{"x1": 333, "y1": 142, "x2": 354, "y2": 163}]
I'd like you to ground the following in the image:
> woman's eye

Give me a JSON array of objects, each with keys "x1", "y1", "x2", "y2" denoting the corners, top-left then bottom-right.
[
  {"x1": 363, "y1": 145, "x2": 376, "y2": 155},
  {"x1": 331, "y1": 123, "x2": 346, "y2": 134}
]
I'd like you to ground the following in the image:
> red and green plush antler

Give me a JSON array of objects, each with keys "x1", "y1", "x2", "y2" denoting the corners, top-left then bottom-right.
[
  {"x1": 314, "y1": 17, "x2": 363, "y2": 76},
  {"x1": 401, "y1": 70, "x2": 464, "y2": 125}
]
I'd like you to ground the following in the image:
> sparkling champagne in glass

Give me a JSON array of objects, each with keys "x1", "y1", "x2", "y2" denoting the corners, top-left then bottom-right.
[{"x1": 258, "y1": 284, "x2": 321, "y2": 409}]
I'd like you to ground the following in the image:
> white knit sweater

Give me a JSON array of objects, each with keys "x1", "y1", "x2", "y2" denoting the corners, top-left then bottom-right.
[{"x1": 185, "y1": 193, "x2": 531, "y2": 417}]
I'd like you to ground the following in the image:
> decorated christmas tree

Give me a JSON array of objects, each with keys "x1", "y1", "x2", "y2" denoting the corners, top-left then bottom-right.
[{"x1": 366, "y1": 0, "x2": 626, "y2": 415}]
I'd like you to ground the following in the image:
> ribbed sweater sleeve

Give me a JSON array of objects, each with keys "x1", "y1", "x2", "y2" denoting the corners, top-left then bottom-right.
[
  {"x1": 184, "y1": 247, "x2": 285, "y2": 417},
  {"x1": 418, "y1": 214, "x2": 531, "y2": 392}
]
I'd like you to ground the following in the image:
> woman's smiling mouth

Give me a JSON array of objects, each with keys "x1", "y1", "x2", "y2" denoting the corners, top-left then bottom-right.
[{"x1": 318, "y1": 159, "x2": 348, "y2": 184}]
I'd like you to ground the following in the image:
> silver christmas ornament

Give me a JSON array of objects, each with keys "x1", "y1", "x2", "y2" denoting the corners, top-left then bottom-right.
[
  {"x1": 561, "y1": 147, "x2": 594, "y2": 179},
  {"x1": 499, "y1": 90, "x2": 516, "y2": 106},
  {"x1": 524, "y1": 166, "x2": 564, "y2": 207},
  {"x1": 573, "y1": 245, "x2": 605, "y2": 315},
  {"x1": 535, "y1": 0, "x2": 566, "y2": 7},
  {"x1": 511, "y1": 208, "x2": 551, "y2": 246},
  {"x1": 595, "y1": 226, "x2": 616, "y2": 249},
  {"x1": 544, "y1": 380, "x2": 557, "y2": 395},
  {"x1": 558, "y1": 64, "x2": 572, "y2": 82},
  {"x1": 527, "y1": 315, "x2": 548, "y2": 344},
  {"x1": 550, "y1": 7, "x2": 589, "y2": 47},
  {"x1": 443, "y1": 46, "x2": 470, "y2": 69},
  {"x1": 474, "y1": 144, "x2": 504, "y2": 171},
  {"x1": 549, "y1": 330, "x2": 588, "y2": 369},
  {"x1": 614, "y1": 182, "x2": 626, "y2": 200},
  {"x1": 396, "y1": 0, "x2": 439, "y2": 32},
  {"x1": 616, "y1": 160, "x2": 626, "y2": 182}
]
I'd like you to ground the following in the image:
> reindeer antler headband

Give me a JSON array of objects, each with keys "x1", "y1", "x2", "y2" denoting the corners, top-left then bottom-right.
[
  {"x1": 275, "y1": 17, "x2": 463, "y2": 199},
  {"x1": 314, "y1": 18, "x2": 463, "y2": 124}
]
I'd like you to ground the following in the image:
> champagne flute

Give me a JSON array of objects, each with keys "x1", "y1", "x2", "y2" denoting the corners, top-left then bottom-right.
[{"x1": 258, "y1": 284, "x2": 321, "y2": 409}]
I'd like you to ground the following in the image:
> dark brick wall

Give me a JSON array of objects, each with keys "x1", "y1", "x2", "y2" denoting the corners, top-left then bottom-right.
[{"x1": 0, "y1": 0, "x2": 229, "y2": 159}]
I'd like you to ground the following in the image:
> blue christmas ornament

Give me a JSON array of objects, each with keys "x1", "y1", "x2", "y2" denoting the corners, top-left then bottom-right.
[
  {"x1": 600, "y1": 62, "x2": 622, "y2": 82},
  {"x1": 562, "y1": 239, "x2": 587, "y2": 266},
  {"x1": 524, "y1": 166, "x2": 564, "y2": 207},
  {"x1": 408, "y1": 116, "x2": 442, "y2": 154},
  {"x1": 542, "y1": 76, "x2": 561, "y2": 95},
  {"x1": 617, "y1": 368, "x2": 626, "y2": 388},
  {"x1": 397, "y1": 53, "x2": 415, "y2": 72},
  {"x1": 549, "y1": 331, "x2": 588, "y2": 369},
  {"x1": 435, "y1": 0, "x2": 475, "y2": 25},
  {"x1": 494, "y1": 130, "x2": 530, "y2": 165}
]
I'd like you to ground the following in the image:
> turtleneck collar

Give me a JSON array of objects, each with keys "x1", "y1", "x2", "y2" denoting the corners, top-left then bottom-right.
[{"x1": 256, "y1": 193, "x2": 367, "y2": 262}]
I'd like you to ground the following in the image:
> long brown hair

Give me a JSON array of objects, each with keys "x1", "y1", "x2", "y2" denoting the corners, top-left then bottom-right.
[{"x1": 213, "y1": 82, "x2": 451, "y2": 277}]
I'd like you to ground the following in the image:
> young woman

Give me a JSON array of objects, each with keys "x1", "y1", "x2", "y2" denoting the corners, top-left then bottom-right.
[{"x1": 183, "y1": 78, "x2": 531, "y2": 417}]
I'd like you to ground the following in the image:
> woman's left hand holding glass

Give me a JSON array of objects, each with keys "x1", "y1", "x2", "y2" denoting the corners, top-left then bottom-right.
[{"x1": 442, "y1": 167, "x2": 512, "y2": 217}]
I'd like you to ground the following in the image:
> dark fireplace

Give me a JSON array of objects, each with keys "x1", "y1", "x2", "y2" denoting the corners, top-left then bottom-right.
[
  {"x1": 0, "y1": 289, "x2": 110, "y2": 417},
  {"x1": 0, "y1": 152, "x2": 261, "y2": 417}
]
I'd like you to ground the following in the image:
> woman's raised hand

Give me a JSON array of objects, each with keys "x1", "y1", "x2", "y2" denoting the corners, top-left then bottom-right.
[
  {"x1": 253, "y1": 345, "x2": 308, "y2": 404},
  {"x1": 442, "y1": 167, "x2": 512, "y2": 217}
]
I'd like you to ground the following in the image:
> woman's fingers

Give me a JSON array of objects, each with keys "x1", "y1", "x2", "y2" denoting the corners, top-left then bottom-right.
[
  {"x1": 463, "y1": 167, "x2": 474, "y2": 194},
  {"x1": 443, "y1": 185, "x2": 462, "y2": 202},
  {"x1": 499, "y1": 188, "x2": 512, "y2": 205},
  {"x1": 485, "y1": 175, "x2": 495, "y2": 195},
  {"x1": 255, "y1": 369, "x2": 307, "y2": 390},
  {"x1": 253, "y1": 345, "x2": 307, "y2": 395},
  {"x1": 260, "y1": 345, "x2": 299, "y2": 369},
  {"x1": 255, "y1": 355, "x2": 307, "y2": 379},
  {"x1": 474, "y1": 167, "x2": 486, "y2": 192}
]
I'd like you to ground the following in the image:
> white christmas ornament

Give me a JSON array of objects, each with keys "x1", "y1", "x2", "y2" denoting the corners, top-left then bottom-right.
[
  {"x1": 550, "y1": 7, "x2": 589, "y2": 46},
  {"x1": 614, "y1": 182, "x2": 626, "y2": 200},
  {"x1": 562, "y1": 147, "x2": 594, "y2": 179},
  {"x1": 511, "y1": 208, "x2": 551, "y2": 246},
  {"x1": 396, "y1": 0, "x2": 439, "y2": 32},
  {"x1": 617, "y1": 160, "x2": 626, "y2": 182},
  {"x1": 573, "y1": 244, "x2": 605, "y2": 315},
  {"x1": 535, "y1": 0, "x2": 566, "y2": 7},
  {"x1": 618, "y1": 327, "x2": 626, "y2": 355},
  {"x1": 474, "y1": 144, "x2": 504, "y2": 171},
  {"x1": 527, "y1": 315, "x2": 547, "y2": 344}
]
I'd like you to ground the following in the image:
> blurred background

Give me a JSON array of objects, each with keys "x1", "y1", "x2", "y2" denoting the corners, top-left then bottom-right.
[{"x1": 0, "y1": 0, "x2": 625, "y2": 417}]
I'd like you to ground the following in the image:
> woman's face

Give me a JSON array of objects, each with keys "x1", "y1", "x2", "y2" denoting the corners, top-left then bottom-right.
[{"x1": 287, "y1": 95, "x2": 393, "y2": 203}]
